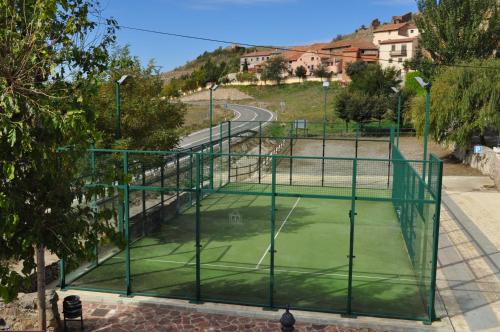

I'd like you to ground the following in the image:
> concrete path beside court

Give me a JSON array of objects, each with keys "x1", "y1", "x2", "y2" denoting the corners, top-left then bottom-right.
[{"x1": 437, "y1": 176, "x2": 500, "y2": 332}]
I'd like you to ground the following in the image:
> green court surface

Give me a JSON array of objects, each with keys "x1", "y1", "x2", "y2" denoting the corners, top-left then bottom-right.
[{"x1": 69, "y1": 186, "x2": 428, "y2": 319}]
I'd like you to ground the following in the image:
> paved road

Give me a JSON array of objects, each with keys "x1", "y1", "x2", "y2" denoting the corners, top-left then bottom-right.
[{"x1": 178, "y1": 104, "x2": 275, "y2": 149}]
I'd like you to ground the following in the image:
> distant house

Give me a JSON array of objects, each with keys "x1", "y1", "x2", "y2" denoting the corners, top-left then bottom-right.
[
  {"x1": 321, "y1": 40, "x2": 379, "y2": 81},
  {"x1": 373, "y1": 22, "x2": 419, "y2": 75},
  {"x1": 240, "y1": 50, "x2": 281, "y2": 72},
  {"x1": 282, "y1": 43, "x2": 329, "y2": 76}
]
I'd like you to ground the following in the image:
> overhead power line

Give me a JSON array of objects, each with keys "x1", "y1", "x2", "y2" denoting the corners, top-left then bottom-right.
[{"x1": 113, "y1": 24, "x2": 500, "y2": 71}]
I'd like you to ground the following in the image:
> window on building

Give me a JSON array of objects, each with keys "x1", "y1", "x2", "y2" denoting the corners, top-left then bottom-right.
[
  {"x1": 391, "y1": 44, "x2": 396, "y2": 51},
  {"x1": 311, "y1": 57, "x2": 314, "y2": 61},
  {"x1": 256, "y1": 57, "x2": 259, "y2": 61},
  {"x1": 410, "y1": 29, "x2": 414, "y2": 33},
  {"x1": 267, "y1": 57, "x2": 270, "y2": 59},
  {"x1": 388, "y1": 59, "x2": 393, "y2": 63},
  {"x1": 398, "y1": 58, "x2": 403, "y2": 63},
  {"x1": 401, "y1": 44, "x2": 407, "y2": 52}
]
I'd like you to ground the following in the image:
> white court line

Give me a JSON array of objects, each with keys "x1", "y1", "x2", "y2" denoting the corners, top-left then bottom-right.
[
  {"x1": 255, "y1": 197, "x2": 301, "y2": 269},
  {"x1": 111, "y1": 256, "x2": 417, "y2": 283}
]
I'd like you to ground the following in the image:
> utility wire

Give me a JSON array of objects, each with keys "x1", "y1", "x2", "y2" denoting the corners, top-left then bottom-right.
[{"x1": 114, "y1": 24, "x2": 500, "y2": 71}]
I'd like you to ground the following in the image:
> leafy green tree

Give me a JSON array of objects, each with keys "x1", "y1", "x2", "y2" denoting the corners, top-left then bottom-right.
[
  {"x1": 261, "y1": 56, "x2": 288, "y2": 85},
  {"x1": 347, "y1": 91, "x2": 373, "y2": 124},
  {"x1": 349, "y1": 64, "x2": 401, "y2": 96},
  {"x1": 369, "y1": 94, "x2": 390, "y2": 127},
  {"x1": 0, "y1": 1, "x2": 117, "y2": 329},
  {"x1": 410, "y1": 59, "x2": 500, "y2": 147},
  {"x1": 236, "y1": 72, "x2": 257, "y2": 82},
  {"x1": 313, "y1": 65, "x2": 330, "y2": 79},
  {"x1": 346, "y1": 60, "x2": 368, "y2": 78},
  {"x1": 295, "y1": 66, "x2": 307, "y2": 81},
  {"x1": 416, "y1": 0, "x2": 499, "y2": 64},
  {"x1": 91, "y1": 46, "x2": 185, "y2": 150},
  {"x1": 335, "y1": 89, "x2": 352, "y2": 130},
  {"x1": 404, "y1": 48, "x2": 437, "y2": 79},
  {"x1": 163, "y1": 78, "x2": 182, "y2": 98},
  {"x1": 242, "y1": 59, "x2": 249, "y2": 72}
]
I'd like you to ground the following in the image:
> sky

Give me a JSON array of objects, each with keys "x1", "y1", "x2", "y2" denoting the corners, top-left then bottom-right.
[{"x1": 98, "y1": 0, "x2": 419, "y2": 72}]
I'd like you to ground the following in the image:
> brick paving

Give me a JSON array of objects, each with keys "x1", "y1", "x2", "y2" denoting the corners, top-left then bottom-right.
[{"x1": 61, "y1": 302, "x2": 387, "y2": 332}]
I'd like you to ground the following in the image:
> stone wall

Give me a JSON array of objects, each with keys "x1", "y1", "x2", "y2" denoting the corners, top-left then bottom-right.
[
  {"x1": 0, "y1": 289, "x2": 61, "y2": 331},
  {"x1": 21, "y1": 261, "x2": 60, "y2": 293},
  {"x1": 455, "y1": 146, "x2": 500, "y2": 188}
]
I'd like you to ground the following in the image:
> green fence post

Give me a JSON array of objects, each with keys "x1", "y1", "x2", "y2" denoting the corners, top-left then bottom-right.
[
  {"x1": 142, "y1": 163, "x2": 146, "y2": 237},
  {"x1": 176, "y1": 153, "x2": 180, "y2": 214},
  {"x1": 219, "y1": 122, "x2": 223, "y2": 188},
  {"x1": 322, "y1": 120, "x2": 326, "y2": 186},
  {"x1": 91, "y1": 145, "x2": 98, "y2": 267},
  {"x1": 59, "y1": 259, "x2": 66, "y2": 288},
  {"x1": 289, "y1": 122, "x2": 294, "y2": 186},
  {"x1": 259, "y1": 121, "x2": 262, "y2": 184},
  {"x1": 427, "y1": 158, "x2": 443, "y2": 324},
  {"x1": 228, "y1": 121, "x2": 232, "y2": 183},
  {"x1": 189, "y1": 152, "x2": 193, "y2": 207},
  {"x1": 346, "y1": 157, "x2": 357, "y2": 317},
  {"x1": 355, "y1": 125, "x2": 359, "y2": 159},
  {"x1": 269, "y1": 157, "x2": 277, "y2": 308},
  {"x1": 160, "y1": 157, "x2": 165, "y2": 207},
  {"x1": 195, "y1": 153, "x2": 202, "y2": 302},
  {"x1": 123, "y1": 151, "x2": 131, "y2": 295},
  {"x1": 200, "y1": 144, "x2": 205, "y2": 189},
  {"x1": 387, "y1": 128, "x2": 394, "y2": 188}
]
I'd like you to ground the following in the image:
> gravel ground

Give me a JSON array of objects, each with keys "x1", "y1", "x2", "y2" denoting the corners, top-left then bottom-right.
[
  {"x1": 289, "y1": 136, "x2": 482, "y2": 177},
  {"x1": 180, "y1": 88, "x2": 253, "y2": 102}
]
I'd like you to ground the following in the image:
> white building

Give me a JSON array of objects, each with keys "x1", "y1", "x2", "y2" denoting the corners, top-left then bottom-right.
[
  {"x1": 240, "y1": 50, "x2": 281, "y2": 72},
  {"x1": 373, "y1": 22, "x2": 419, "y2": 75}
]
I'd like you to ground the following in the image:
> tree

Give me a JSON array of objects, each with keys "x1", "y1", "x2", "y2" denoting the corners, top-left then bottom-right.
[
  {"x1": 369, "y1": 94, "x2": 390, "y2": 127},
  {"x1": 346, "y1": 61, "x2": 368, "y2": 78},
  {"x1": 242, "y1": 59, "x2": 249, "y2": 72},
  {"x1": 410, "y1": 59, "x2": 500, "y2": 147},
  {"x1": 415, "y1": 0, "x2": 500, "y2": 64},
  {"x1": 261, "y1": 56, "x2": 288, "y2": 85},
  {"x1": 236, "y1": 72, "x2": 257, "y2": 82},
  {"x1": 295, "y1": 66, "x2": 307, "y2": 81},
  {"x1": 349, "y1": 63, "x2": 401, "y2": 96},
  {"x1": 313, "y1": 65, "x2": 331, "y2": 79},
  {"x1": 0, "y1": 1, "x2": 117, "y2": 330},
  {"x1": 347, "y1": 91, "x2": 373, "y2": 124},
  {"x1": 91, "y1": 46, "x2": 185, "y2": 150},
  {"x1": 335, "y1": 89, "x2": 353, "y2": 130}
]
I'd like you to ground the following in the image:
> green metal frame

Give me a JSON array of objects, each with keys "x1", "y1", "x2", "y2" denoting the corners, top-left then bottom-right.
[{"x1": 62, "y1": 128, "x2": 442, "y2": 324}]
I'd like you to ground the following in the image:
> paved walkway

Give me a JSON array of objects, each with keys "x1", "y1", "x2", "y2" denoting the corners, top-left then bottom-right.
[
  {"x1": 436, "y1": 176, "x2": 500, "y2": 332},
  {"x1": 60, "y1": 301, "x2": 383, "y2": 332}
]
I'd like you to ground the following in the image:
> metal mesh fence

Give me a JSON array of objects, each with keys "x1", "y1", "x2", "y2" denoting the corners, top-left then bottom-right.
[{"x1": 62, "y1": 129, "x2": 442, "y2": 323}]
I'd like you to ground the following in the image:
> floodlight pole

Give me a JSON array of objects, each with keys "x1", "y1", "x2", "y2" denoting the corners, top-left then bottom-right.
[
  {"x1": 115, "y1": 81, "x2": 121, "y2": 139},
  {"x1": 322, "y1": 81, "x2": 330, "y2": 123},
  {"x1": 396, "y1": 93, "x2": 402, "y2": 147},
  {"x1": 209, "y1": 84, "x2": 217, "y2": 189},
  {"x1": 115, "y1": 75, "x2": 130, "y2": 140},
  {"x1": 422, "y1": 84, "x2": 431, "y2": 180}
]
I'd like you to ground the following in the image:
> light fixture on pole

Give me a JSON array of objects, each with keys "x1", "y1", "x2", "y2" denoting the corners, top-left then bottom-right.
[
  {"x1": 414, "y1": 76, "x2": 432, "y2": 179},
  {"x1": 115, "y1": 75, "x2": 130, "y2": 139},
  {"x1": 391, "y1": 86, "x2": 402, "y2": 147},
  {"x1": 322, "y1": 80, "x2": 330, "y2": 123},
  {"x1": 209, "y1": 83, "x2": 219, "y2": 189}
]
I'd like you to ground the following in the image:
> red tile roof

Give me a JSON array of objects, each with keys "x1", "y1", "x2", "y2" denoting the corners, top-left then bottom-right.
[
  {"x1": 321, "y1": 39, "x2": 377, "y2": 51},
  {"x1": 373, "y1": 22, "x2": 408, "y2": 33},
  {"x1": 379, "y1": 37, "x2": 417, "y2": 45},
  {"x1": 241, "y1": 50, "x2": 275, "y2": 58}
]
